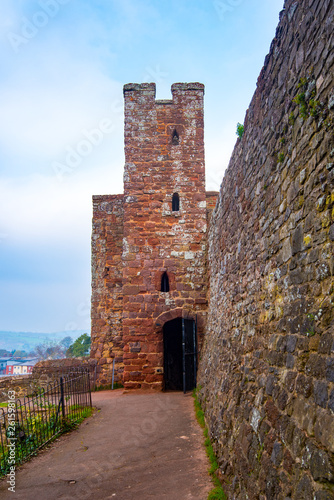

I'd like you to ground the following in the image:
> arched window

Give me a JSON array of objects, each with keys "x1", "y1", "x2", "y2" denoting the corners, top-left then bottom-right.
[
  {"x1": 172, "y1": 129, "x2": 179, "y2": 145},
  {"x1": 161, "y1": 272, "x2": 169, "y2": 292},
  {"x1": 172, "y1": 193, "x2": 179, "y2": 212}
]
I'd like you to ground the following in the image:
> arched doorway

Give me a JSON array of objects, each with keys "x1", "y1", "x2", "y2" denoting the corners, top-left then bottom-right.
[{"x1": 163, "y1": 317, "x2": 197, "y2": 392}]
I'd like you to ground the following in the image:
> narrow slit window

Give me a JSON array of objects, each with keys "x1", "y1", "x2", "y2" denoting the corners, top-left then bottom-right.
[
  {"x1": 172, "y1": 193, "x2": 179, "y2": 212},
  {"x1": 161, "y1": 272, "x2": 169, "y2": 292},
  {"x1": 172, "y1": 129, "x2": 179, "y2": 145}
]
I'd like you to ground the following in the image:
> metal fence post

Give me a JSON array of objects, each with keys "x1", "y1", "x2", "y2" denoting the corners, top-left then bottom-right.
[
  {"x1": 94, "y1": 362, "x2": 97, "y2": 391},
  {"x1": 112, "y1": 358, "x2": 115, "y2": 390},
  {"x1": 60, "y1": 377, "x2": 65, "y2": 419},
  {"x1": 87, "y1": 369, "x2": 92, "y2": 407},
  {"x1": 182, "y1": 318, "x2": 186, "y2": 394}
]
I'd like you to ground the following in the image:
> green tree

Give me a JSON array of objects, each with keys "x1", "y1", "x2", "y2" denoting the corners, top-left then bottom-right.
[{"x1": 66, "y1": 334, "x2": 91, "y2": 357}]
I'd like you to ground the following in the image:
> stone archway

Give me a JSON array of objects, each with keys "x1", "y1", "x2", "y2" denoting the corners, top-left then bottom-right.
[{"x1": 154, "y1": 308, "x2": 197, "y2": 331}]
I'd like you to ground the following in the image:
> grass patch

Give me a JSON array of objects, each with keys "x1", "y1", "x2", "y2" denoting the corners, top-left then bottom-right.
[
  {"x1": 193, "y1": 389, "x2": 227, "y2": 500},
  {"x1": 61, "y1": 407, "x2": 94, "y2": 432},
  {"x1": 94, "y1": 382, "x2": 123, "y2": 391},
  {"x1": 0, "y1": 406, "x2": 94, "y2": 476},
  {"x1": 194, "y1": 393, "x2": 205, "y2": 427},
  {"x1": 208, "y1": 486, "x2": 227, "y2": 500}
]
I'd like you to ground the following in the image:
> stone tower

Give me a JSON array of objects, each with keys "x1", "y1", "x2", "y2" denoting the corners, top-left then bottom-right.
[{"x1": 91, "y1": 82, "x2": 217, "y2": 390}]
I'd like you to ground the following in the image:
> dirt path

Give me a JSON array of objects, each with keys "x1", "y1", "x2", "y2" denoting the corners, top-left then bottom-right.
[{"x1": 0, "y1": 390, "x2": 213, "y2": 499}]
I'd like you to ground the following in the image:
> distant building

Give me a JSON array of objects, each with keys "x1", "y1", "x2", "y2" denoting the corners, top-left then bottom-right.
[
  {"x1": 0, "y1": 358, "x2": 9, "y2": 375},
  {"x1": 4, "y1": 358, "x2": 38, "y2": 376}
]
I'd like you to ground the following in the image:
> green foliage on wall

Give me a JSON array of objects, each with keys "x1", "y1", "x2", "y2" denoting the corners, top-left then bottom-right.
[{"x1": 236, "y1": 122, "x2": 244, "y2": 139}]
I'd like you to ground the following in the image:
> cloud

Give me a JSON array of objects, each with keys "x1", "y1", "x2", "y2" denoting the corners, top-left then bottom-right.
[
  {"x1": 0, "y1": 163, "x2": 123, "y2": 247},
  {"x1": 0, "y1": 0, "x2": 125, "y2": 180},
  {"x1": 0, "y1": 58, "x2": 123, "y2": 168},
  {"x1": 0, "y1": 1, "x2": 22, "y2": 38}
]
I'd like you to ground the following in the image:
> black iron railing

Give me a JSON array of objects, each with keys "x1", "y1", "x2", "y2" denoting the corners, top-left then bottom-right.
[{"x1": 0, "y1": 368, "x2": 92, "y2": 475}]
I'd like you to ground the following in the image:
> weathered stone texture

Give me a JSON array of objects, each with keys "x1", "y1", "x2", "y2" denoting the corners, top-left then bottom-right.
[
  {"x1": 32, "y1": 357, "x2": 97, "y2": 387},
  {"x1": 90, "y1": 194, "x2": 124, "y2": 385},
  {"x1": 91, "y1": 83, "x2": 218, "y2": 389},
  {"x1": 197, "y1": 0, "x2": 334, "y2": 498},
  {"x1": 0, "y1": 375, "x2": 32, "y2": 402},
  {"x1": 122, "y1": 83, "x2": 210, "y2": 389}
]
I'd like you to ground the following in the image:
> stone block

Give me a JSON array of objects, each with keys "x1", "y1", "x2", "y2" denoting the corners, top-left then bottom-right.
[
  {"x1": 315, "y1": 491, "x2": 334, "y2": 500},
  {"x1": 291, "y1": 225, "x2": 303, "y2": 255},
  {"x1": 314, "y1": 380, "x2": 328, "y2": 408},
  {"x1": 296, "y1": 374, "x2": 313, "y2": 398},
  {"x1": 309, "y1": 446, "x2": 334, "y2": 482},
  {"x1": 294, "y1": 474, "x2": 314, "y2": 499},
  {"x1": 123, "y1": 285, "x2": 140, "y2": 295},
  {"x1": 271, "y1": 441, "x2": 284, "y2": 467}
]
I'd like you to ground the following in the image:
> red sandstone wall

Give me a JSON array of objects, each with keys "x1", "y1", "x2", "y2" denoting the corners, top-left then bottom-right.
[
  {"x1": 206, "y1": 191, "x2": 218, "y2": 221},
  {"x1": 91, "y1": 194, "x2": 124, "y2": 384},
  {"x1": 122, "y1": 83, "x2": 209, "y2": 389}
]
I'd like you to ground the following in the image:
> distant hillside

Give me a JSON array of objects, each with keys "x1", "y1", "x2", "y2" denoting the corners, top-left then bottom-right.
[{"x1": 0, "y1": 331, "x2": 89, "y2": 352}]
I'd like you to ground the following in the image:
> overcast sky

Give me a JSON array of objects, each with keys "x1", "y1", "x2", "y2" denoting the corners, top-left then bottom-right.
[{"x1": 0, "y1": 0, "x2": 284, "y2": 334}]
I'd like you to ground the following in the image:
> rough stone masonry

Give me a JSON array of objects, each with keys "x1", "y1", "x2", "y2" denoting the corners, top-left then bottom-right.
[
  {"x1": 91, "y1": 82, "x2": 217, "y2": 389},
  {"x1": 197, "y1": 0, "x2": 334, "y2": 498},
  {"x1": 90, "y1": 0, "x2": 334, "y2": 496}
]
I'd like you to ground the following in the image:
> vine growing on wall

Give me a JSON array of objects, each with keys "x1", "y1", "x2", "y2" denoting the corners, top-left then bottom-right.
[
  {"x1": 277, "y1": 73, "x2": 334, "y2": 169},
  {"x1": 291, "y1": 74, "x2": 333, "y2": 128}
]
